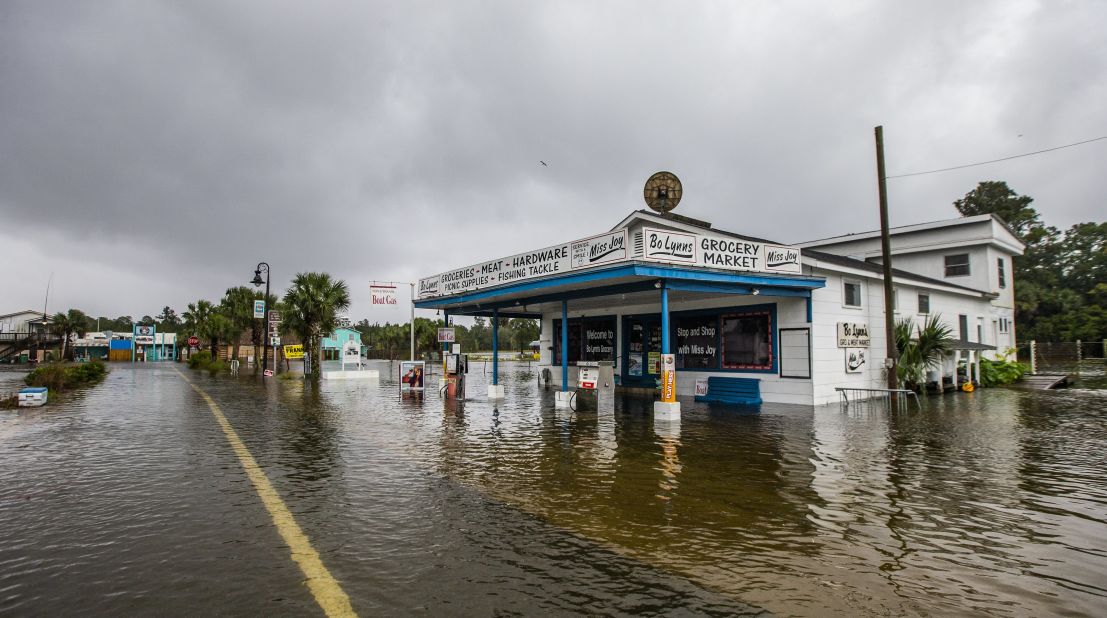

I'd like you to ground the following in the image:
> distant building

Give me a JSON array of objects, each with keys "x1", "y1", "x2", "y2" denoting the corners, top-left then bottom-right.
[
  {"x1": 321, "y1": 327, "x2": 362, "y2": 360},
  {"x1": 0, "y1": 309, "x2": 50, "y2": 334}
]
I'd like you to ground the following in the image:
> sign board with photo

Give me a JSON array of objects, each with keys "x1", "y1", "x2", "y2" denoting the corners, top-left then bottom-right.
[
  {"x1": 253, "y1": 300, "x2": 266, "y2": 319},
  {"x1": 845, "y1": 348, "x2": 867, "y2": 373},
  {"x1": 341, "y1": 339, "x2": 362, "y2": 370},
  {"x1": 837, "y1": 322, "x2": 871, "y2": 348},
  {"x1": 399, "y1": 361, "x2": 426, "y2": 391}
]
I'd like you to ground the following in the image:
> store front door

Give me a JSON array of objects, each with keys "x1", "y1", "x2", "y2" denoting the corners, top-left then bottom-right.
[{"x1": 622, "y1": 315, "x2": 662, "y2": 388}]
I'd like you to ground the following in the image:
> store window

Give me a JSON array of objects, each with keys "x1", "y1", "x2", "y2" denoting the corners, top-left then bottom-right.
[
  {"x1": 674, "y1": 314, "x2": 719, "y2": 369},
  {"x1": 553, "y1": 317, "x2": 615, "y2": 365},
  {"x1": 945, "y1": 253, "x2": 970, "y2": 277},
  {"x1": 843, "y1": 280, "x2": 862, "y2": 308},
  {"x1": 582, "y1": 317, "x2": 616, "y2": 363},
  {"x1": 721, "y1": 311, "x2": 773, "y2": 370}
]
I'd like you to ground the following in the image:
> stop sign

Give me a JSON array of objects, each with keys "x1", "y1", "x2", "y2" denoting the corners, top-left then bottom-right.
[{"x1": 187, "y1": 336, "x2": 199, "y2": 347}]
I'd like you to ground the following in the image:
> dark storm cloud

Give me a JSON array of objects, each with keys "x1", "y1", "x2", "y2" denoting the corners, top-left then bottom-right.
[{"x1": 2, "y1": 1, "x2": 1105, "y2": 319}]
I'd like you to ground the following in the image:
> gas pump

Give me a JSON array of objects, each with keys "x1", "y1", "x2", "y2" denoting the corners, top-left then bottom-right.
[
  {"x1": 572, "y1": 361, "x2": 614, "y2": 411},
  {"x1": 443, "y1": 347, "x2": 468, "y2": 399}
]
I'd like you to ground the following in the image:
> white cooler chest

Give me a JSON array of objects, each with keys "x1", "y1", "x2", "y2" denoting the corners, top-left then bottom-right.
[{"x1": 18, "y1": 387, "x2": 48, "y2": 407}]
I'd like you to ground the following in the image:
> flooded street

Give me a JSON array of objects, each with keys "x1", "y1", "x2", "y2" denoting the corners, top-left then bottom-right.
[{"x1": 2, "y1": 361, "x2": 1106, "y2": 616}]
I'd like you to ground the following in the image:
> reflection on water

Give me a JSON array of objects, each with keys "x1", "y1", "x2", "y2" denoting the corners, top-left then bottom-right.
[
  {"x1": 1, "y1": 360, "x2": 1105, "y2": 616},
  {"x1": 344, "y1": 362, "x2": 1107, "y2": 617}
]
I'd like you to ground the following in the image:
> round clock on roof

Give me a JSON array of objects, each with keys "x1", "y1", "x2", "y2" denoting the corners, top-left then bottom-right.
[{"x1": 643, "y1": 171, "x2": 682, "y2": 213}]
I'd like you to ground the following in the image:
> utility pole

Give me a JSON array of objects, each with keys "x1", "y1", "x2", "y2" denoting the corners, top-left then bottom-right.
[{"x1": 875, "y1": 126, "x2": 899, "y2": 394}]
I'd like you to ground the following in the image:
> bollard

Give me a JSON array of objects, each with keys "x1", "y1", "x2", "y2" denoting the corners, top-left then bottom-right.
[
  {"x1": 1076, "y1": 340, "x2": 1082, "y2": 376},
  {"x1": 1029, "y1": 340, "x2": 1037, "y2": 375}
]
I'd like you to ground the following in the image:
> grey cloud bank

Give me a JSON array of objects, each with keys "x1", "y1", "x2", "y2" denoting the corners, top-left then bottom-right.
[{"x1": 2, "y1": 0, "x2": 1104, "y2": 321}]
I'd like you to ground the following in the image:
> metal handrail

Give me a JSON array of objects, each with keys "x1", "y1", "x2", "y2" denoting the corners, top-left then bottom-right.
[{"x1": 835, "y1": 386, "x2": 921, "y2": 411}]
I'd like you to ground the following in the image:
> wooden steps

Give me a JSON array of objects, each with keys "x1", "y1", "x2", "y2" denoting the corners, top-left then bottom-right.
[{"x1": 1016, "y1": 374, "x2": 1070, "y2": 390}]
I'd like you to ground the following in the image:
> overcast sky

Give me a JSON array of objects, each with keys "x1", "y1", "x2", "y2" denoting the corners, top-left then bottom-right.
[{"x1": 2, "y1": 0, "x2": 1104, "y2": 324}]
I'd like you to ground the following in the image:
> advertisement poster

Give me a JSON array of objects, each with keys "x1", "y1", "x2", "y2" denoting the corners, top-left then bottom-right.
[
  {"x1": 283, "y1": 344, "x2": 304, "y2": 359},
  {"x1": 437, "y1": 328, "x2": 456, "y2": 343},
  {"x1": 370, "y1": 285, "x2": 398, "y2": 305},
  {"x1": 694, "y1": 378, "x2": 709, "y2": 397},
  {"x1": 628, "y1": 353, "x2": 643, "y2": 376},
  {"x1": 253, "y1": 300, "x2": 265, "y2": 319},
  {"x1": 660, "y1": 354, "x2": 676, "y2": 402},
  {"x1": 648, "y1": 351, "x2": 661, "y2": 375},
  {"x1": 400, "y1": 361, "x2": 425, "y2": 391}
]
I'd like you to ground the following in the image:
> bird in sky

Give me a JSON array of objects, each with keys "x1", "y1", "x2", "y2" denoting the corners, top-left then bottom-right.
[{"x1": 539, "y1": 160, "x2": 548, "y2": 167}]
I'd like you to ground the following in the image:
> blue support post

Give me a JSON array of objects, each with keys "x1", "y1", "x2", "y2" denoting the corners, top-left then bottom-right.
[
  {"x1": 806, "y1": 295, "x2": 813, "y2": 323},
  {"x1": 561, "y1": 300, "x2": 568, "y2": 391},
  {"x1": 661, "y1": 284, "x2": 670, "y2": 354},
  {"x1": 492, "y1": 309, "x2": 499, "y2": 386}
]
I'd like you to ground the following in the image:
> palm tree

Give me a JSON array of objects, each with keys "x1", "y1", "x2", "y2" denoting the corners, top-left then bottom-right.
[
  {"x1": 282, "y1": 272, "x2": 350, "y2": 376},
  {"x1": 895, "y1": 313, "x2": 954, "y2": 392},
  {"x1": 221, "y1": 286, "x2": 261, "y2": 363},
  {"x1": 50, "y1": 309, "x2": 89, "y2": 361},
  {"x1": 183, "y1": 300, "x2": 216, "y2": 356}
]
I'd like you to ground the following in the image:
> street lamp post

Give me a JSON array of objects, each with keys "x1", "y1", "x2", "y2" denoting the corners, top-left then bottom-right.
[{"x1": 251, "y1": 262, "x2": 271, "y2": 375}]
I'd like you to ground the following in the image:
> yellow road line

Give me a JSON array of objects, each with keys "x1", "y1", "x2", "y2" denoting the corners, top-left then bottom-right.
[{"x1": 175, "y1": 368, "x2": 356, "y2": 617}]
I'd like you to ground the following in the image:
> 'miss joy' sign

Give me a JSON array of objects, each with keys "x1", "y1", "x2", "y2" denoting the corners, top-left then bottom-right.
[{"x1": 418, "y1": 231, "x2": 628, "y2": 299}]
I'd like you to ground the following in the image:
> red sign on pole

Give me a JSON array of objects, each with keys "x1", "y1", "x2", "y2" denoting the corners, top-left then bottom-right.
[{"x1": 187, "y1": 336, "x2": 199, "y2": 347}]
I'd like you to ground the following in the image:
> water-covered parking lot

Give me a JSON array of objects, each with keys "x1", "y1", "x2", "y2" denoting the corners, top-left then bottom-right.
[{"x1": 2, "y1": 361, "x2": 1106, "y2": 616}]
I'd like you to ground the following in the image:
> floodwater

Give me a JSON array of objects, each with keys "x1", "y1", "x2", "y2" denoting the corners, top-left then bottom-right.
[{"x1": 1, "y1": 361, "x2": 1106, "y2": 616}]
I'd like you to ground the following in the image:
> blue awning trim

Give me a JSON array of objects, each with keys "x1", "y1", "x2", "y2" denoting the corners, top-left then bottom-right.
[{"x1": 414, "y1": 263, "x2": 825, "y2": 313}]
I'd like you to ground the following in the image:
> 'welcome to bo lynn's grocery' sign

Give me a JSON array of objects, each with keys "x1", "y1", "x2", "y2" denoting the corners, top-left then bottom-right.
[{"x1": 417, "y1": 226, "x2": 802, "y2": 300}]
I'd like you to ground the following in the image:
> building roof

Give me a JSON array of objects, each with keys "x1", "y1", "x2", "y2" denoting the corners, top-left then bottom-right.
[
  {"x1": 0, "y1": 309, "x2": 50, "y2": 321},
  {"x1": 802, "y1": 248, "x2": 995, "y2": 297},
  {"x1": 796, "y1": 213, "x2": 1025, "y2": 252}
]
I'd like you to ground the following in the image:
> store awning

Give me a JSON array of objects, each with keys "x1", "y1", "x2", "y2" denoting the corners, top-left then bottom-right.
[{"x1": 413, "y1": 262, "x2": 826, "y2": 317}]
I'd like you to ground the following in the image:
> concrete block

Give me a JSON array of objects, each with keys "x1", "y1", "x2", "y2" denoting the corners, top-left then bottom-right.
[
  {"x1": 488, "y1": 384, "x2": 505, "y2": 399},
  {"x1": 653, "y1": 400, "x2": 681, "y2": 421}
]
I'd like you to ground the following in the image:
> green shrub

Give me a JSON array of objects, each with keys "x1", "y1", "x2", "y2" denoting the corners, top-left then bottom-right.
[
  {"x1": 24, "y1": 360, "x2": 109, "y2": 394},
  {"x1": 980, "y1": 357, "x2": 1028, "y2": 386},
  {"x1": 206, "y1": 360, "x2": 227, "y2": 375},
  {"x1": 187, "y1": 351, "x2": 213, "y2": 369}
]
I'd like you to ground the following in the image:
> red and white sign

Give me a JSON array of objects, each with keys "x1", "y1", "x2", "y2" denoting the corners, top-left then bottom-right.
[
  {"x1": 371, "y1": 285, "x2": 398, "y2": 305},
  {"x1": 187, "y1": 336, "x2": 199, "y2": 347},
  {"x1": 263, "y1": 369, "x2": 274, "y2": 377}
]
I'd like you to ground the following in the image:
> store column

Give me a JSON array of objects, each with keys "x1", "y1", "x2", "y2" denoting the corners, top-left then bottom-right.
[
  {"x1": 556, "y1": 300, "x2": 572, "y2": 408},
  {"x1": 655, "y1": 282, "x2": 680, "y2": 420},
  {"x1": 489, "y1": 309, "x2": 504, "y2": 399}
]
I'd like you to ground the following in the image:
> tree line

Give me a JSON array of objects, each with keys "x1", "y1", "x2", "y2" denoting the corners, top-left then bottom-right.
[
  {"x1": 48, "y1": 271, "x2": 542, "y2": 374},
  {"x1": 354, "y1": 316, "x2": 540, "y2": 360}
]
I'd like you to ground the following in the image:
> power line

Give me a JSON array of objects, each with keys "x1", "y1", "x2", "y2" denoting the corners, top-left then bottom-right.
[{"x1": 886, "y1": 135, "x2": 1107, "y2": 179}]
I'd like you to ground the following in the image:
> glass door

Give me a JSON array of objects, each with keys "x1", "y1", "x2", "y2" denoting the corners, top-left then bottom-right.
[{"x1": 623, "y1": 315, "x2": 661, "y2": 387}]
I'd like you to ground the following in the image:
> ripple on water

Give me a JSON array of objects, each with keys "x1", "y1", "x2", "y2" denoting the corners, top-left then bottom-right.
[{"x1": 2, "y1": 362, "x2": 1106, "y2": 616}]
